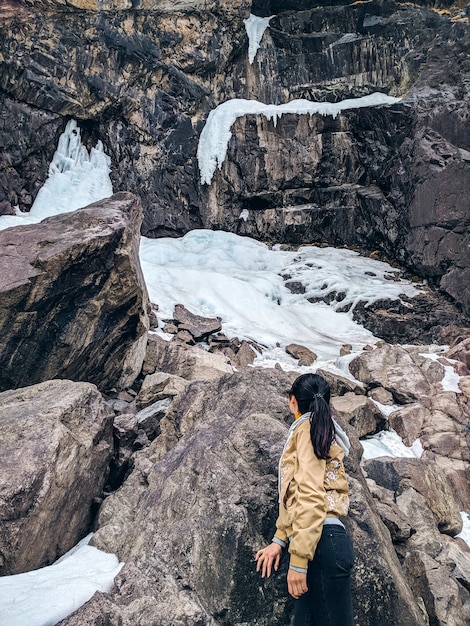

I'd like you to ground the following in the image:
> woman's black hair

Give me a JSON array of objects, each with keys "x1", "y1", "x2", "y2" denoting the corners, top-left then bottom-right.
[{"x1": 290, "y1": 373, "x2": 335, "y2": 460}]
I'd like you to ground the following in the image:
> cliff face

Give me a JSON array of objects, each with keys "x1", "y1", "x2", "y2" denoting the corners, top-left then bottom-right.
[{"x1": 0, "y1": 0, "x2": 468, "y2": 315}]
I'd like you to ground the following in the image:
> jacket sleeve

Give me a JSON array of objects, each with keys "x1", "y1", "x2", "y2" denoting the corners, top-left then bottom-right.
[{"x1": 288, "y1": 424, "x2": 327, "y2": 570}]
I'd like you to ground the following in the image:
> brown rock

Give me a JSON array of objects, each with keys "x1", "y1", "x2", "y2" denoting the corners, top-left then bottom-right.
[
  {"x1": 0, "y1": 192, "x2": 149, "y2": 392},
  {"x1": 363, "y1": 457, "x2": 462, "y2": 536},
  {"x1": 137, "y1": 372, "x2": 188, "y2": 409},
  {"x1": 285, "y1": 343, "x2": 317, "y2": 366},
  {"x1": 175, "y1": 329, "x2": 195, "y2": 345},
  {"x1": 315, "y1": 368, "x2": 366, "y2": 396},
  {"x1": 173, "y1": 304, "x2": 222, "y2": 340},
  {"x1": 0, "y1": 380, "x2": 113, "y2": 575},
  {"x1": 367, "y1": 387, "x2": 395, "y2": 405},
  {"x1": 349, "y1": 344, "x2": 432, "y2": 404},
  {"x1": 63, "y1": 369, "x2": 427, "y2": 626},
  {"x1": 388, "y1": 403, "x2": 429, "y2": 447},
  {"x1": 331, "y1": 393, "x2": 383, "y2": 438},
  {"x1": 232, "y1": 340, "x2": 258, "y2": 369},
  {"x1": 446, "y1": 337, "x2": 470, "y2": 370}
]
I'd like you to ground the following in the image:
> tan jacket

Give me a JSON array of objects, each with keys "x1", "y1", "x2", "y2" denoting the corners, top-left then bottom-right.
[{"x1": 273, "y1": 414, "x2": 349, "y2": 570}]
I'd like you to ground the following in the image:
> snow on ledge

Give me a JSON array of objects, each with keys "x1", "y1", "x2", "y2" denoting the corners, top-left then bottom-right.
[
  {"x1": 456, "y1": 512, "x2": 470, "y2": 547},
  {"x1": 244, "y1": 14, "x2": 274, "y2": 64},
  {"x1": 361, "y1": 429, "x2": 423, "y2": 461},
  {"x1": 197, "y1": 93, "x2": 402, "y2": 185}
]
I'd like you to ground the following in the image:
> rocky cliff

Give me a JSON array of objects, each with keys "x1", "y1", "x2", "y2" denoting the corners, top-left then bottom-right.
[
  {"x1": 0, "y1": 1, "x2": 470, "y2": 624},
  {"x1": 0, "y1": 0, "x2": 469, "y2": 315}
]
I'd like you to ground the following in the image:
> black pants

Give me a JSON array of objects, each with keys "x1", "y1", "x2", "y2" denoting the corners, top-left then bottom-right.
[{"x1": 294, "y1": 525, "x2": 354, "y2": 626}]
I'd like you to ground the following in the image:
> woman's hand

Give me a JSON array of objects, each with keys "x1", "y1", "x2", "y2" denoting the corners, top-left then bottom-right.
[
  {"x1": 255, "y1": 542, "x2": 282, "y2": 578},
  {"x1": 287, "y1": 568, "x2": 308, "y2": 599}
]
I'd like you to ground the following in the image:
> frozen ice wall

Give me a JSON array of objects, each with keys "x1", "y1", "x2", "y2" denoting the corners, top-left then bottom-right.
[
  {"x1": 197, "y1": 94, "x2": 402, "y2": 185},
  {"x1": 0, "y1": 120, "x2": 113, "y2": 231}
]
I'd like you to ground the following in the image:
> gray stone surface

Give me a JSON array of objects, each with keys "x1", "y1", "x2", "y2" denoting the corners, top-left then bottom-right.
[
  {"x1": 0, "y1": 380, "x2": 113, "y2": 575},
  {"x1": 0, "y1": 192, "x2": 149, "y2": 392}
]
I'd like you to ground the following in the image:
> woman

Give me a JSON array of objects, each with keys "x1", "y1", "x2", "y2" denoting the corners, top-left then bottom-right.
[{"x1": 255, "y1": 373, "x2": 354, "y2": 626}]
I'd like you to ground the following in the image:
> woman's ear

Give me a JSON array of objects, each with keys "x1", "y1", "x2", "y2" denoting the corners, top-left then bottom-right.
[{"x1": 289, "y1": 395, "x2": 299, "y2": 415}]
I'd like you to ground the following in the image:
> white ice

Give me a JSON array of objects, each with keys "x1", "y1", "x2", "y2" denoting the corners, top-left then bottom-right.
[
  {"x1": 0, "y1": 120, "x2": 112, "y2": 232},
  {"x1": 0, "y1": 534, "x2": 123, "y2": 626},
  {"x1": 456, "y1": 512, "x2": 470, "y2": 548},
  {"x1": 197, "y1": 93, "x2": 402, "y2": 184},
  {"x1": 244, "y1": 13, "x2": 274, "y2": 64},
  {"x1": 361, "y1": 429, "x2": 424, "y2": 461},
  {"x1": 141, "y1": 229, "x2": 422, "y2": 367},
  {"x1": 370, "y1": 400, "x2": 401, "y2": 417}
]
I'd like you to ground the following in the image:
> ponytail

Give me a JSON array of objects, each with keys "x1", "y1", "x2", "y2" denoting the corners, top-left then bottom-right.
[
  {"x1": 290, "y1": 374, "x2": 335, "y2": 460},
  {"x1": 308, "y1": 395, "x2": 335, "y2": 460}
]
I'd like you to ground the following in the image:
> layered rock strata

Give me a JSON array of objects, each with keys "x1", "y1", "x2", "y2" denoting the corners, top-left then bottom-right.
[{"x1": 0, "y1": 0, "x2": 468, "y2": 313}]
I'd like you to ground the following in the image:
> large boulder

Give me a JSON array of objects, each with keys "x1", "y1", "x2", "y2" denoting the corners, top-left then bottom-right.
[
  {"x1": 0, "y1": 192, "x2": 149, "y2": 392},
  {"x1": 349, "y1": 344, "x2": 432, "y2": 404},
  {"x1": 61, "y1": 368, "x2": 427, "y2": 626},
  {"x1": 0, "y1": 380, "x2": 113, "y2": 575},
  {"x1": 142, "y1": 333, "x2": 233, "y2": 382}
]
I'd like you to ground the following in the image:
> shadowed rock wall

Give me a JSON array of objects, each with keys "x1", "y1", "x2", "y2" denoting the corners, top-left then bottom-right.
[{"x1": 0, "y1": 0, "x2": 468, "y2": 311}]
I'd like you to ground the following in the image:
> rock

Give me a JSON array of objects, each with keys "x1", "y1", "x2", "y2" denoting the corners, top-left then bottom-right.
[
  {"x1": 388, "y1": 403, "x2": 429, "y2": 447},
  {"x1": 352, "y1": 290, "x2": 469, "y2": 345},
  {"x1": 148, "y1": 308, "x2": 158, "y2": 331},
  {"x1": 366, "y1": 478, "x2": 415, "y2": 543},
  {"x1": 173, "y1": 304, "x2": 222, "y2": 340},
  {"x1": 349, "y1": 344, "x2": 432, "y2": 404},
  {"x1": 142, "y1": 334, "x2": 171, "y2": 375},
  {"x1": 137, "y1": 372, "x2": 188, "y2": 409},
  {"x1": 363, "y1": 457, "x2": 462, "y2": 537},
  {"x1": 0, "y1": 200, "x2": 14, "y2": 215},
  {"x1": 231, "y1": 340, "x2": 258, "y2": 369},
  {"x1": 62, "y1": 369, "x2": 427, "y2": 626},
  {"x1": 315, "y1": 368, "x2": 366, "y2": 397},
  {"x1": 398, "y1": 488, "x2": 470, "y2": 626},
  {"x1": 136, "y1": 398, "x2": 171, "y2": 441},
  {"x1": 0, "y1": 380, "x2": 113, "y2": 575},
  {"x1": 367, "y1": 386, "x2": 394, "y2": 405},
  {"x1": 285, "y1": 343, "x2": 317, "y2": 366},
  {"x1": 446, "y1": 337, "x2": 470, "y2": 370},
  {"x1": 331, "y1": 392, "x2": 383, "y2": 438},
  {"x1": 141, "y1": 335, "x2": 233, "y2": 383},
  {"x1": 0, "y1": 192, "x2": 149, "y2": 392},
  {"x1": 109, "y1": 413, "x2": 140, "y2": 489},
  {"x1": 175, "y1": 329, "x2": 196, "y2": 344}
]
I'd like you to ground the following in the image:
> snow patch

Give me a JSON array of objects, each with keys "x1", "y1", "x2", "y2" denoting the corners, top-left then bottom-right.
[
  {"x1": 456, "y1": 512, "x2": 470, "y2": 547},
  {"x1": 370, "y1": 399, "x2": 401, "y2": 417},
  {"x1": 419, "y1": 351, "x2": 462, "y2": 393},
  {"x1": 140, "y1": 229, "x2": 421, "y2": 366},
  {"x1": 0, "y1": 534, "x2": 123, "y2": 626},
  {"x1": 361, "y1": 429, "x2": 424, "y2": 460},
  {"x1": 197, "y1": 93, "x2": 402, "y2": 185}
]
